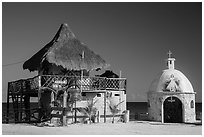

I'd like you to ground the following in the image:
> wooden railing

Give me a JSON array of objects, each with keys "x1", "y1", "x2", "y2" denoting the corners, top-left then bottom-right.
[
  {"x1": 8, "y1": 75, "x2": 127, "y2": 94},
  {"x1": 8, "y1": 76, "x2": 39, "y2": 94}
]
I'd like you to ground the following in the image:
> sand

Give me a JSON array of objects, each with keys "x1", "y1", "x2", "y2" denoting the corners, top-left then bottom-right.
[{"x1": 2, "y1": 121, "x2": 202, "y2": 135}]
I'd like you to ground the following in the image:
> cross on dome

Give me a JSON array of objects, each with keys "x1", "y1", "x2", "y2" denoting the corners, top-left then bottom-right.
[
  {"x1": 166, "y1": 50, "x2": 175, "y2": 70},
  {"x1": 167, "y1": 50, "x2": 172, "y2": 58}
]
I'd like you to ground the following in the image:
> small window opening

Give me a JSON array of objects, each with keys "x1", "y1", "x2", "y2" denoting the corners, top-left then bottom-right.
[
  {"x1": 114, "y1": 94, "x2": 120, "y2": 96},
  {"x1": 81, "y1": 92, "x2": 86, "y2": 96},
  {"x1": 97, "y1": 93, "x2": 101, "y2": 97},
  {"x1": 190, "y1": 100, "x2": 194, "y2": 108},
  {"x1": 147, "y1": 100, "x2": 150, "y2": 107}
]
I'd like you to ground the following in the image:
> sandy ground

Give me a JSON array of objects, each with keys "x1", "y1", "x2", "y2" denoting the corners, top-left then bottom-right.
[{"x1": 2, "y1": 121, "x2": 202, "y2": 135}]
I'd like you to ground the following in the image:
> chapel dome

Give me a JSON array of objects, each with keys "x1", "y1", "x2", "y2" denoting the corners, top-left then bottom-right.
[
  {"x1": 149, "y1": 51, "x2": 194, "y2": 93},
  {"x1": 149, "y1": 69, "x2": 194, "y2": 93}
]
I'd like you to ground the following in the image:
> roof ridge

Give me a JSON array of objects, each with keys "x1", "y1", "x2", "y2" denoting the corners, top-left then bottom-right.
[{"x1": 51, "y1": 23, "x2": 76, "y2": 43}]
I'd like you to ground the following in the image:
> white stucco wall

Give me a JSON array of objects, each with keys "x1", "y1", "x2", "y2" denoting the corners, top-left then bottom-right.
[
  {"x1": 67, "y1": 90, "x2": 127, "y2": 123},
  {"x1": 147, "y1": 92, "x2": 163, "y2": 121},
  {"x1": 148, "y1": 91, "x2": 196, "y2": 123},
  {"x1": 178, "y1": 93, "x2": 196, "y2": 123}
]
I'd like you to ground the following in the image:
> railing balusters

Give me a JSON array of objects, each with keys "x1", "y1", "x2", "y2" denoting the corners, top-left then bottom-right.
[{"x1": 8, "y1": 75, "x2": 127, "y2": 94}]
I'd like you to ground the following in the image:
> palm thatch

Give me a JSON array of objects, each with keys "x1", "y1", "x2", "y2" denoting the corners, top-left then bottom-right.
[{"x1": 23, "y1": 23, "x2": 108, "y2": 72}]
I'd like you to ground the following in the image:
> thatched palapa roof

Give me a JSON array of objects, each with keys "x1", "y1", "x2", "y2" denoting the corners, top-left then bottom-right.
[{"x1": 23, "y1": 23, "x2": 108, "y2": 72}]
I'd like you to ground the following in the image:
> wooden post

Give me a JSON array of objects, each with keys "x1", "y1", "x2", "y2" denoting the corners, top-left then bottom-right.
[
  {"x1": 38, "y1": 75, "x2": 41, "y2": 122},
  {"x1": 97, "y1": 111, "x2": 100, "y2": 123},
  {"x1": 24, "y1": 95, "x2": 30, "y2": 122},
  {"x1": 50, "y1": 91, "x2": 54, "y2": 124},
  {"x1": 81, "y1": 70, "x2": 83, "y2": 93},
  {"x1": 104, "y1": 91, "x2": 106, "y2": 123},
  {"x1": 16, "y1": 95, "x2": 19, "y2": 122},
  {"x1": 19, "y1": 82, "x2": 23, "y2": 122},
  {"x1": 63, "y1": 91, "x2": 68, "y2": 126},
  {"x1": 81, "y1": 51, "x2": 84, "y2": 93},
  {"x1": 6, "y1": 83, "x2": 10, "y2": 123},
  {"x1": 38, "y1": 75, "x2": 41, "y2": 108},
  {"x1": 51, "y1": 92, "x2": 55, "y2": 107},
  {"x1": 119, "y1": 71, "x2": 122, "y2": 111},
  {"x1": 63, "y1": 91, "x2": 68, "y2": 110},
  {"x1": 74, "y1": 100, "x2": 77, "y2": 123}
]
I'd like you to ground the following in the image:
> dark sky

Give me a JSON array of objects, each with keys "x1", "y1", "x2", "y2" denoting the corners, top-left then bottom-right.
[{"x1": 2, "y1": 2, "x2": 202, "y2": 102}]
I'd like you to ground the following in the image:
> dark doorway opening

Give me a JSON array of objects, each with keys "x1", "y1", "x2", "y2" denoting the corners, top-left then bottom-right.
[{"x1": 163, "y1": 96, "x2": 183, "y2": 123}]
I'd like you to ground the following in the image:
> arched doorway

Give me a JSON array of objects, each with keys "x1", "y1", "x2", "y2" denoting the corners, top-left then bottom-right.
[{"x1": 163, "y1": 96, "x2": 183, "y2": 123}]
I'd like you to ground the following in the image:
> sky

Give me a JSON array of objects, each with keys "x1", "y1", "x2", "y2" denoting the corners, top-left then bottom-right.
[{"x1": 2, "y1": 2, "x2": 202, "y2": 102}]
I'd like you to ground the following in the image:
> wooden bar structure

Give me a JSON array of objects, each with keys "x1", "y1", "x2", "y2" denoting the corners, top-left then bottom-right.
[
  {"x1": 5, "y1": 23, "x2": 128, "y2": 125},
  {"x1": 6, "y1": 75, "x2": 126, "y2": 124}
]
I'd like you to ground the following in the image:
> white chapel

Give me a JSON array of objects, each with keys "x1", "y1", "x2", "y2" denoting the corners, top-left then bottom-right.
[{"x1": 147, "y1": 51, "x2": 196, "y2": 123}]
